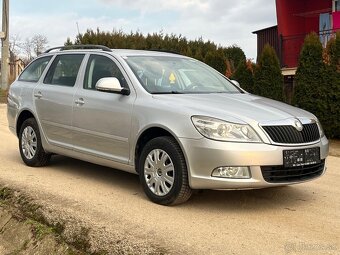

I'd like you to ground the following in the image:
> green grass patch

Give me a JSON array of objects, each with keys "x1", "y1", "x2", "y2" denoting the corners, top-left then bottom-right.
[
  {"x1": 0, "y1": 187, "x2": 12, "y2": 200},
  {"x1": 26, "y1": 219, "x2": 55, "y2": 240}
]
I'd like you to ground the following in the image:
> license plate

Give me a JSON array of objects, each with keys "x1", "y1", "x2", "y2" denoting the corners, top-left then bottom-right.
[{"x1": 283, "y1": 147, "x2": 320, "y2": 167}]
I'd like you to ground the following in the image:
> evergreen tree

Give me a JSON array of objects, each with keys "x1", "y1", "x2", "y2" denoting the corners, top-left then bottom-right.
[
  {"x1": 294, "y1": 33, "x2": 325, "y2": 107},
  {"x1": 193, "y1": 48, "x2": 204, "y2": 62},
  {"x1": 328, "y1": 32, "x2": 340, "y2": 70},
  {"x1": 224, "y1": 45, "x2": 246, "y2": 70},
  {"x1": 65, "y1": 29, "x2": 242, "y2": 74},
  {"x1": 293, "y1": 32, "x2": 340, "y2": 138},
  {"x1": 204, "y1": 49, "x2": 226, "y2": 74},
  {"x1": 322, "y1": 33, "x2": 340, "y2": 138},
  {"x1": 293, "y1": 33, "x2": 326, "y2": 127},
  {"x1": 231, "y1": 60, "x2": 254, "y2": 93},
  {"x1": 253, "y1": 44, "x2": 283, "y2": 101}
]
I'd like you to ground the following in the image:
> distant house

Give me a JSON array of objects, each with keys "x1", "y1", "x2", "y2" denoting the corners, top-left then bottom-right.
[
  {"x1": 253, "y1": 0, "x2": 340, "y2": 101},
  {"x1": 10, "y1": 58, "x2": 25, "y2": 80}
]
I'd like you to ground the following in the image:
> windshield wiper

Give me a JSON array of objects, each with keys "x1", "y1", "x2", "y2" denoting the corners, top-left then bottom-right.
[{"x1": 152, "y1": 91, "x2": 184, "y2": 94}]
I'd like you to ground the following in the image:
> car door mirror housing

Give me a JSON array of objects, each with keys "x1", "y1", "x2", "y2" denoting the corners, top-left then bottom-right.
[
  {"x1": 231, "y1": 80, "x2": 241, "y2": 88},
  {"x1": 95, "y1": 77, "x2": 130, "y2": 95}
]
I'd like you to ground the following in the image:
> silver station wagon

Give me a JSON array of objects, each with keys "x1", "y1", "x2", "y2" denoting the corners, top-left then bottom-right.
[{"x1": 7, "y1": 45, "x2": 329, "y2": 205}]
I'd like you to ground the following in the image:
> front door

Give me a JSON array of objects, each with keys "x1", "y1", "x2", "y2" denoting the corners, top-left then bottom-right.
[
  {"x1": 72, "y1": 54, "x2": 135, "y2": 163},
  {"x1": 33, "y1": 53, "x2": 85, "y2": 149}
]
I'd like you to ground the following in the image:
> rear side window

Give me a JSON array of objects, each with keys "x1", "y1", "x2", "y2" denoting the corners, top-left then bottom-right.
[
  {"x1": 18, "y1": 56, "x2": 52, "y2": 82},
  {"x1": 44, "y1": 54, "x2": 85, "y2": 87}
]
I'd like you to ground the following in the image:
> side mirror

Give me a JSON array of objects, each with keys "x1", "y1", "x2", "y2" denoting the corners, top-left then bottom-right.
[
  {"x1": 231, "y1": 80, "x2": 240, "y2": 88},
  {"x1": 95, "y1": 77, "x2": 130, "y2": 95}
]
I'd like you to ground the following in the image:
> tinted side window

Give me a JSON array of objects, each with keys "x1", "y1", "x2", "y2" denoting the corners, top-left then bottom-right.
[
  {"x1": 18, "y1": 56, "x2": 52, "y2": 82},
  {"x1": 44, "y1": 54, "x2": 85, "y2": 87},
  {"x1": 84, "y1": 54, "x2": 127, "y2": 90}
]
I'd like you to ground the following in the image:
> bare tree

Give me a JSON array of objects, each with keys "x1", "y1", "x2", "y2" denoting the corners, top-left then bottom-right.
[
  {"x1": 14, "y1": 34, "x2": 49, "y2": 63},
  {"x1": 9, "y1": 34, "x2": 21, "y2": 56},
  {"x1": 8, "y1": 34, "x2": 22, "y2": 67},
  {"x1": 22, "y1": 38, "x2": 33, "y2": 62},
  {"x1": 31, "y1": 34, "x2": 48, "y2": 56}
]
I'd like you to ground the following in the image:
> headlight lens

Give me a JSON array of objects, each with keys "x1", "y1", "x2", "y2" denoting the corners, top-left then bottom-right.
[{"x1": 191, "y1": 116, "x2": 261, "y2": 142}]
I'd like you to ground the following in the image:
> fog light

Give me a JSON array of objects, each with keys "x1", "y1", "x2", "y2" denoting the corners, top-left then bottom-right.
[{"x1": 212, "y1": 166, "x2": 251, "y2": 179}]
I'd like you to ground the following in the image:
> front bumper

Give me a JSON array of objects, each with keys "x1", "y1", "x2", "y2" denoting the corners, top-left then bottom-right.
[{"x1": 179, "y1": 136, "x2": 329, "y2": 189}]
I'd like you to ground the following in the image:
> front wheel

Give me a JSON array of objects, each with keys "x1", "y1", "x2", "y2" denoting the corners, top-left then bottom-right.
[
  {"x1": 19, "y1": 118, "x2": 50, "y2": 167},
  {"x1": 139, "y1": 136, "x2": 192, "y2": 205}
]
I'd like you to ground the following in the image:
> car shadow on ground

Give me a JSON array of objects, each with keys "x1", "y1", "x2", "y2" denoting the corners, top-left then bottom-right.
[
  {"x1": 48, "y1": 155, "x2": 315, "y2": 212},
  {"x1": 186, "y1": 187, "x2": 313, "y2": 212},
  {"x1": 48, "y1": 154, "x2": 141, "y2": 193}
]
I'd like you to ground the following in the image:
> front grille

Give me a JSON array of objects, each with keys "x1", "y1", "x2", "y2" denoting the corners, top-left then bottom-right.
[
  {"x1": 261, "y1": 160, "x2": 325, "y2": 183},
  {"x1": 262, "y1": 123, "x2": 320, "y2": 144}
]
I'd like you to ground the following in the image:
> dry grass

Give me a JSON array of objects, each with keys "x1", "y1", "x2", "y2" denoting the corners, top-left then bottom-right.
[{"x1": 0, "y1": 89, "x2": 7, "y2": 104}]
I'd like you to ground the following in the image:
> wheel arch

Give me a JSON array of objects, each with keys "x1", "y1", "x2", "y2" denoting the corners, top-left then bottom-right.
[
  {"x1": 16, "y1": 109, "x2": 36, "y2": 137},
  {"x1": 134, "y1": 125, "x2": 189, "y2": 174}
]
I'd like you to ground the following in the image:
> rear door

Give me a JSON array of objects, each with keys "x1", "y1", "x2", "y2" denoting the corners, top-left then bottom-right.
[
  {"x1": 33, "y1": 53, "x2": 85, "y2": 149},
  {"x1": 72, "y1": 53, "x2": 135, "y2": 163}
]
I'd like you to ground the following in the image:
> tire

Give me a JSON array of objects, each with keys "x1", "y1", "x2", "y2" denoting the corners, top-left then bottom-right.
[
  {"x1": 19, "y1": 118, "x2": 50, "y2": 167},
  {"x1": 139, "y1": 136, "x2": 192, "y2": 205}
]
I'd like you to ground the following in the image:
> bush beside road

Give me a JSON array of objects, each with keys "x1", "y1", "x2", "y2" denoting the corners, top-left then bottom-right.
[{"x1": 0, "y1": 104, "x2": 339, "y2": 254}]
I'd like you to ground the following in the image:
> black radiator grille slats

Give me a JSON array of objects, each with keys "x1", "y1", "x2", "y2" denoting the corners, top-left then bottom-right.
[
  {"x1": 262, "y1": 123, "x2": 320, "y2": 144},
  {"x1": 261, "y1": 160, "x2": 325, "y2": 183}
]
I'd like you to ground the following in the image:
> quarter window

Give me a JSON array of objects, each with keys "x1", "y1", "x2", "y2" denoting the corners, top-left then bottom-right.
[
  {"x1": 18, "y1": 56, "x2": 52, "y2": 82},
  {"x1": 84, "y1": 54, "x2": 127, "y2": 90},
  {"x1": 44, "y1": 54, "x2": 85, "y2": 87}
]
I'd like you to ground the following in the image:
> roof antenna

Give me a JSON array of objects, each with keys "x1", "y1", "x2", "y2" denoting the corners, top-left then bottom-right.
[{"x1": 76, "y1": 22, "x2": 80, "y2": 36}]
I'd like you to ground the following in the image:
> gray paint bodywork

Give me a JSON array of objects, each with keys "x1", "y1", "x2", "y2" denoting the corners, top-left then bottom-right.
[{"x1": 7, "y1": 49, "x2": 329, "y2": 189}]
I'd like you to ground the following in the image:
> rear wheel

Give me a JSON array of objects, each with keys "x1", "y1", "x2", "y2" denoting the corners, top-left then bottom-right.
[
  {"x1": 139, "y1": 136, "x2": 192, "y2": 205},
  {"x1": 19, "y1": 118, "x2": 50, "y2": 167}
]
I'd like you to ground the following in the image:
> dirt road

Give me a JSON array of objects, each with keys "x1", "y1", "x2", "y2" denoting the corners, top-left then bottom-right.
[{"x1": 0, "y1": 104, "x2": 339, "y2": 255}]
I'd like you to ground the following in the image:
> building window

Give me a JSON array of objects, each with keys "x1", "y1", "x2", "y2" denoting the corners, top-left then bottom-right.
[{"x1": 334, "y1": 0, "x2": 340, "y2": 11}]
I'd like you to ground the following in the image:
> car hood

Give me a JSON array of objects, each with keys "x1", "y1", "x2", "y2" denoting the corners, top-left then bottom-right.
[{"x1": 152, "y1": 93, "x2": 316, "y2": 124}]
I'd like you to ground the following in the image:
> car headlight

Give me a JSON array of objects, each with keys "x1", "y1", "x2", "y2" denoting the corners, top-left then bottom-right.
[{"x1": 191, "y1": 116, "x2": 261, "y2": 142}]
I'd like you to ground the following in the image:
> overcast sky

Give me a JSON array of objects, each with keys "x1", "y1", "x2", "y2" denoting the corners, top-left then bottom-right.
[{"x1": 9, "y1": 0, "x2": 277, "y2": 59}]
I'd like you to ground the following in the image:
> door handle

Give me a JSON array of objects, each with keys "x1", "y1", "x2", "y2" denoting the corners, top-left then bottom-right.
[
  {"x1": 75, "y1": 98, "x2": 85, "y2": 106},
  {"x1": 34, "y1": 91, "x2": 42, "y2": 99}
]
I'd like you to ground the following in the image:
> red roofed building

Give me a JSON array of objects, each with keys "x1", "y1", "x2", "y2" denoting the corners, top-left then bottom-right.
[{"x1": 253, "y1": 0, "x2": 340, "y2": 100}]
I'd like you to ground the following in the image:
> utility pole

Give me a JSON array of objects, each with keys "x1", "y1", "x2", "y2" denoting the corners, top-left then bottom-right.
[{"x1": 1, "y1": 0, "x2": 9, "y2": 90}]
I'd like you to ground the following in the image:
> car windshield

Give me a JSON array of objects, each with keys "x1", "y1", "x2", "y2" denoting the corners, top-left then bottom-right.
[{"x1": 124, "y1": 56, "x2": 242, "y2": 94}]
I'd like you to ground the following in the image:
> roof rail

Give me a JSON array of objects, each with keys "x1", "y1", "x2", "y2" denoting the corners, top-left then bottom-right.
[{"x1": 44, "y1": 44, "x2": 112, "y2": 53}]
